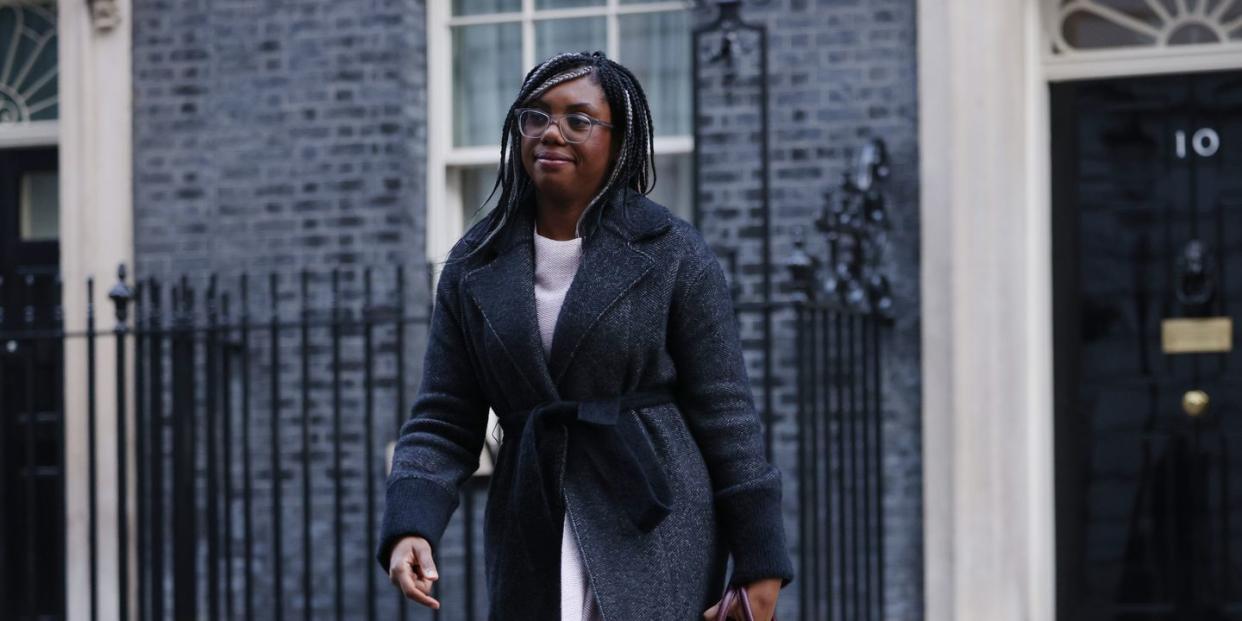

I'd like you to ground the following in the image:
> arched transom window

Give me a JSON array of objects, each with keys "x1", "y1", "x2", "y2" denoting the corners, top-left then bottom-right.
[
  {"x1": 1050, "y1": 0, "x2": 1242, "y2": 53},
  {"x1": 0, "y1": 0, "x2": 57, "y2": 124}
]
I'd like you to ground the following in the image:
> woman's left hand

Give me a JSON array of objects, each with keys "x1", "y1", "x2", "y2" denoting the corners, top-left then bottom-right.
[{"x1": 702, "y1": 578, "x2": 781, "y2": 621}]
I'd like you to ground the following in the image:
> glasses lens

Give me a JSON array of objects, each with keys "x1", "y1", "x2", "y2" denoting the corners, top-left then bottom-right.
[
  {"x1": 519, "y1": 110, "x2": 549, "y2": 138},
  {"x1": 561, "y1": 114, "x2": 593, "y2": 143}
]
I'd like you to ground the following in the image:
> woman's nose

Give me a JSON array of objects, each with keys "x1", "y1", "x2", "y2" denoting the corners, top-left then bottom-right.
[{"x1": 540, "y1": 120, "x2": 567, "y2": 144}]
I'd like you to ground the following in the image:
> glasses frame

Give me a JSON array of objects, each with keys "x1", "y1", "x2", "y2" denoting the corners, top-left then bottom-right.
[{"x1": 514, "y1": 107, "x2": 614, "y2": 144}]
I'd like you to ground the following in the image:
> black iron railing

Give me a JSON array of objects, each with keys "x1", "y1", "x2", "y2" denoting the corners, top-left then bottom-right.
[
  {"x1": 121, "y1": 266, "x2": 442, "y2": 621},
  {"x1": 3, "y1": 263, "x2": 890, "y2": 621},
  {"x1": 0, "y1": 265, "x2": 457, "y2": 621},
  {"x1": 784, "y1": 136, "x2": 895, "y2": 621},
  {"x1": 792, "y1": 305, "x2": 886, "y2": 621}
]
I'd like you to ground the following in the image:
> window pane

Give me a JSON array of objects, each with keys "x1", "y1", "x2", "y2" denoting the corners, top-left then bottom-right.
[
  {"x1": 453, "y1": 23, "x2": 523, "y2": 147},
  {"x1": 1061, "y1": 9, "x2": 1156, "y2": 49},
  {"x1": 0, "y1": 3, "x2": 58, "y2": 123},
  {"x1": 645, "y1": 152, "x2": 692, "y2": 223},
  {"x1": 20, "y1": 171, "x2": 58, "y2": 241},
  {"x1": 536, "y1": 0, "x2": 604, "y2": 10},
  {"x1": 452, "y1": 0, "x2": 520, "y2": 16},
  {"x1": 535, "y1": 17, "x2": 607, "y2": 61},
  {"x1": 619, "y1": 10, "x2": 691, "y2": 136},
  {"x1": 460, "y1": 165, "x2": 502, "y2": 229}
]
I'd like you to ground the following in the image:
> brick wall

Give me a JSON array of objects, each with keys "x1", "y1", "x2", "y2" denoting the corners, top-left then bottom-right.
[
  {"x1": 692, "y1": 1, "x2": 922, "y2": 618},
  {"x1": 131, "y1": 0, "x2": 430, "y2": 618}
]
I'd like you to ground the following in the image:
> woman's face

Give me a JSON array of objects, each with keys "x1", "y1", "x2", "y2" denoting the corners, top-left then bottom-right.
[{"x1": 519, "y1": 75, "x2": 617, "y2": 207}]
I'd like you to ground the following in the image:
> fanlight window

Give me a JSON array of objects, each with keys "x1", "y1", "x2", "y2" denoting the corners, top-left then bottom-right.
[
  {"x1": 0, "y1": 1, "x2": 57, "y2": 123},
  {"x1": 1051, "y1": 0, "x2": 1242, "y2": 53}
]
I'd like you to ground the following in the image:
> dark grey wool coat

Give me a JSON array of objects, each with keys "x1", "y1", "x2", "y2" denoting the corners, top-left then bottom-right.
[{"x1": 376, "y1": 186, "x2": 793, "y2": 620}]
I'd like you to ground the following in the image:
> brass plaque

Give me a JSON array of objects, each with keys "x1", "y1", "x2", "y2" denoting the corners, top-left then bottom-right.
[{"x1": 1161, "y1": 317, "x2": 1233, "y2": 354}]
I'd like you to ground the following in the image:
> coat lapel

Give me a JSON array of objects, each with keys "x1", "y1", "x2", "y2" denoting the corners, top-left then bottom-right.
[
  {"x1": 545, "y1": 222, "x2": 653, "y2": 388},
  {"x1": 462, "y1": 188, "x2": 671, "y2": 402},
  {"x1": 462, "y1": 204, "x2": 560, "y2": 402}
]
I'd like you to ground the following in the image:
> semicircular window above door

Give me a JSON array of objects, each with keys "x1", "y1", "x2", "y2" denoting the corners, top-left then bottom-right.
[
  {"x1": 1047, "y1": 0, "x2": 1242, "y2": 55},
  {"x1": 0, "y1": 1, "x2": 58, "y2": 124}
]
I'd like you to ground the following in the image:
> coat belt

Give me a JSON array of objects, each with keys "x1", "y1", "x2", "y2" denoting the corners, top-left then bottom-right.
[{"x1": 500, "y1": 389, "x2": 676, "y2": 564}]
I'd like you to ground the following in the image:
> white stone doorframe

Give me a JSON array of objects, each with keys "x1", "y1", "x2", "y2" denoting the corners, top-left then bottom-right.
[
  {"x1": 56, "y1": 0, "x2": 135, "y2": 620},
  {"x1": 918, "y1": 2, "x2": 1242, "y2": 620}
]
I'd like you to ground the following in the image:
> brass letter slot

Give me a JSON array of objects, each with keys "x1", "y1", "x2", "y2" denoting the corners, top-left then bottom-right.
[{"x1": 1161, "y1": 317, "x2": 1233, "y2": 354}]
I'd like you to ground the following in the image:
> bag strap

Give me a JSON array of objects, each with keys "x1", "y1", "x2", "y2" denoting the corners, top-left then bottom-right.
[{"x1": 713, "y1": 585, "x2": 758, "y2": 621}]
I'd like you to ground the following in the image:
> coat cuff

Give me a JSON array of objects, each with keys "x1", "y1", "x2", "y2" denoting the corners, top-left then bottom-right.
[
  {"x1": 375, "y1": 477, "x2": 460, "y2": 571},
  {"x1": 717, "y1": 484, "x2": 795, "y2": 588}
]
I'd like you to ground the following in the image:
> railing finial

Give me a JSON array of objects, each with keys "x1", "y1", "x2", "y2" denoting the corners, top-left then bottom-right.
[
  {"x1": 786, "y1": 226, "x2": 817, "y2": 301},
  {"x1": 109, "y1": 263, "x2": 133, "y2": 327}
]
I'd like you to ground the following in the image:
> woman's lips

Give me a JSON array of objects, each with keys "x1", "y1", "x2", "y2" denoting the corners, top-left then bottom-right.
[{"x1": 535, "y1": 153, "x2": 573, "y2": 169}]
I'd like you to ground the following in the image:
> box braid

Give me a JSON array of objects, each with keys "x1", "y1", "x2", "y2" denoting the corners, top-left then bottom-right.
[{"x1": 456, "y1": 50, "x2": 657, "y2": 263}]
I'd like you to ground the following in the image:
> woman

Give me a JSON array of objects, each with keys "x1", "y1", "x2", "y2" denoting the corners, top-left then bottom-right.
[{"x1": 377, "y1": 50, "x2": 793, "y2": 620}]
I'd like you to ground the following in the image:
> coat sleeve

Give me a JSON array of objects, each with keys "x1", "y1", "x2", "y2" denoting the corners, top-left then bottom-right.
[
  {"x1": 667, "y1": 244, "x2": 795, "y2": 588},
  {"x1": 375, "y1": 257, "x2": 490, "y2": 571}
]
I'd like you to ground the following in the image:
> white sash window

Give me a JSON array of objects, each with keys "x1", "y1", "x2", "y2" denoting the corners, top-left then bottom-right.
[{"x1": 427, "y1": 0, "x2": 695, "y2": 263}]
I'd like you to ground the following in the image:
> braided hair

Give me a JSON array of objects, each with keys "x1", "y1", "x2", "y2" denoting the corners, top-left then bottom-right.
[{"x1": 457, "y1": 50, "x2": 658, "y2": 261}]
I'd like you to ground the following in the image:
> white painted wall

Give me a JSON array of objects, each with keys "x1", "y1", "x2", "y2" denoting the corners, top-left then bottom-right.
[
  {"x1": 58, "y1": 0, "x2": 135, "y2": 619},
  {"x1": 917, "y1": 1, "x2": 1053, "y2": 619}
]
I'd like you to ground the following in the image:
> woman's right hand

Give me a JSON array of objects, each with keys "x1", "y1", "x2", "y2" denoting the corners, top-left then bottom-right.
[{"x1": 387, "y1": 535, "x2": 441, "y2": 610}]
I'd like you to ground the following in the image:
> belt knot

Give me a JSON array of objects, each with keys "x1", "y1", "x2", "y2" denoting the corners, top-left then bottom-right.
[{"x1": 506, "y1": 389, "x2": 677, "y2": 565}]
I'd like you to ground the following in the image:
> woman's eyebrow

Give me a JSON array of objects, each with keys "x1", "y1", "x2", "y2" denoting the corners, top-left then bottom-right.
[{"x1": 531, "y1": 100, "x2": 597, "y2": 112}]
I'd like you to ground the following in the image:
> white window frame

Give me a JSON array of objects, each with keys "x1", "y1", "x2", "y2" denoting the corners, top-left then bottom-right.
[
  {"x1": 426, "y1": 0, "x2": 695, "y2": 271},
  {"x1": 0, "y1": 121, "x2": 58, "y2": 148},
  {"x1": 1040, "y1": 0, "x2": 1242, "y2": 80},
  {"x1": 48, "y1": 0, "x2": 137, "y2": 618},
  {"x1": 0, "y1": 0, "x2": 59, "y2": 148}
]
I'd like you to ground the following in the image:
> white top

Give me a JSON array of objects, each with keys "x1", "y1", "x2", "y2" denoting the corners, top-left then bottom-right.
[
  {"x1": 532, "y1": 221, "x2": 602, "y2": 621},
  {"x1": 533, "y1": 221, "x2": 583, "y2": 357}
]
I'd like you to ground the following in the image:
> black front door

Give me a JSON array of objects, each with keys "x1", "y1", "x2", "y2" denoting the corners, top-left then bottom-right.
[
  {"x1": 0, "y1": 146, "x2": 64, "y2": 621},
  {"x1": 1053, "y1": 70, "x2": 1242, "y2": 620}
]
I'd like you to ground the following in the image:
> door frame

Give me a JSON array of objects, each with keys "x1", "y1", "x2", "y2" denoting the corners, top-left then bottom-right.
[
  {"x1": 917, "y1": 2, "x2": 1242, "y2": 620},
  {"x1": 52, "y1": 1, "x2": 135, "y2": 620}
]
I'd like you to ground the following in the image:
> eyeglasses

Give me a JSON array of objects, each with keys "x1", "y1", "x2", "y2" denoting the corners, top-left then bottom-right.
[{"x1": 515, "y1": 108, "x2": 613, "y2": 144}]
